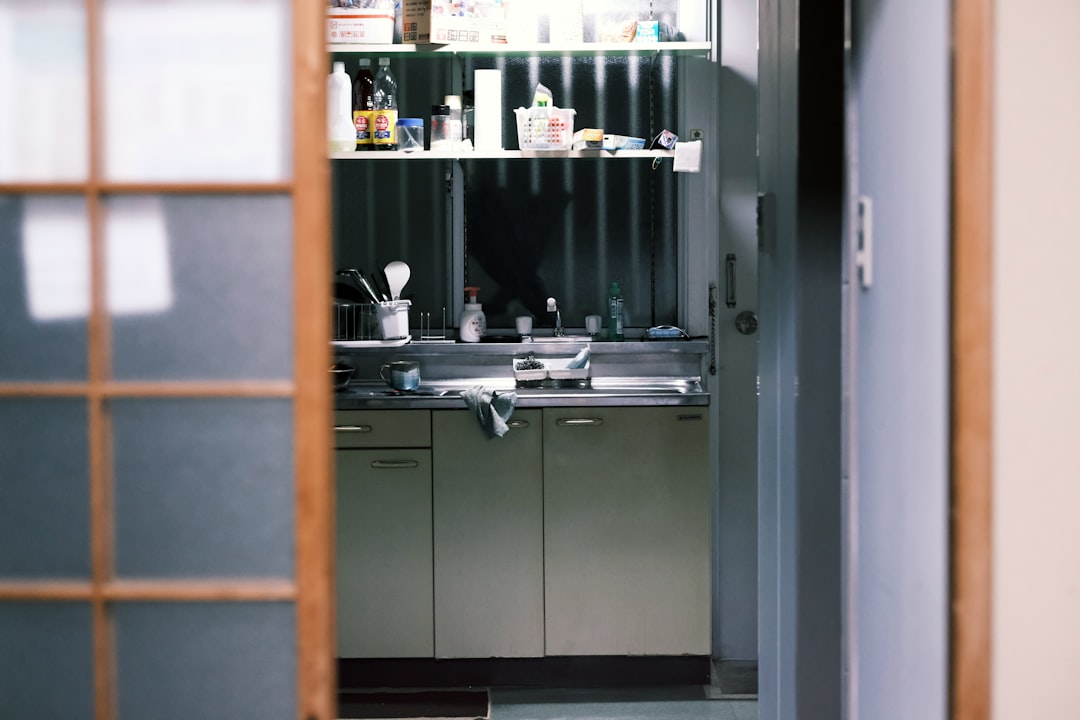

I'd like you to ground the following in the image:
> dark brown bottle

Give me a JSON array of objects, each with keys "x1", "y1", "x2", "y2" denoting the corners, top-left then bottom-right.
[{"x1": 352, "y1": 58, "x2": 375, "y2": 151}]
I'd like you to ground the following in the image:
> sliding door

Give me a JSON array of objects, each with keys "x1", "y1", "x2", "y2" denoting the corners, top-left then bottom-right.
[{"x1": 0, "y1": 1, "x2": 333, "y2": 718}]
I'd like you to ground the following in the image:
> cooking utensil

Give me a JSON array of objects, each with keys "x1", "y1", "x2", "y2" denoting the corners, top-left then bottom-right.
[
  {"x1": 335, "y1": 269, "x2": 379, "y2": 304},
  {"x1": 384, "y1": 261, "x2": 411, "y2": 301},
  {"x1": 372, "y1": 266, "x2": 392, "y2": 302}
]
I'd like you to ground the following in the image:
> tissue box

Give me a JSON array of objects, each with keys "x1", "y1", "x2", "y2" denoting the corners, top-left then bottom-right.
[
  {"x1": 402, "y1": 0, "x2": 508, "y2": 44},
  {"x1": 602, "y1": 134, "x2": 647, "y2": 151}
]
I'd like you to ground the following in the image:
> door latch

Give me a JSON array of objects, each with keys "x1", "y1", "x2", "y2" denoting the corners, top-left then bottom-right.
[{"x1": 856, "y1": 195, "x2": 874, "y2": 289}]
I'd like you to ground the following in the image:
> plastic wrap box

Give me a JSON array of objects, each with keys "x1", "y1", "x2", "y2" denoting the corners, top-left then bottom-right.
[{"x1": 402, "y1": 0, "x2": 508, "y2": 44}]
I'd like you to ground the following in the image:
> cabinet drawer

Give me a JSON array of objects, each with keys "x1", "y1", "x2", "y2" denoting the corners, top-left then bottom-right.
[{"x1": 333, "y1": 409, "x2": 430, "y2": 448}]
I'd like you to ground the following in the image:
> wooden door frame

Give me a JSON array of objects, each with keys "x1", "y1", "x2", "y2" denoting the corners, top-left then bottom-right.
[
  {"x1": 293, "y1": 0, "x2": 336, "y2": 716},
  {"x1": 951, "y1": 0, "x2": 993, "y2": 717}
]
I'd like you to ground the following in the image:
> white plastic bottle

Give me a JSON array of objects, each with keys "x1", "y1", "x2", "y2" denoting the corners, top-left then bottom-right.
[
  {"x1": 327, "y1": 61, "x2": 355, "y2": 153},
  {"x1": 459, "y1": 286, "x2": 487, "y2": 343}
]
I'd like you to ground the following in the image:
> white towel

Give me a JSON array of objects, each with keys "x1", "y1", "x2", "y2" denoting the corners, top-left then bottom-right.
[{"x1": 461, "y1": 386, "x2": 518, "y2": 438}]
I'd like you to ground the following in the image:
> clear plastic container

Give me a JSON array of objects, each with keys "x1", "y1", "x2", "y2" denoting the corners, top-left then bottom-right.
[
  {"x1": 514, "y1": 107, "x2": 577, "y2": 151},
  {"x1": 430, "y1": 104, "x2": 453, "y2": 151},
  {"x1": 395, "y1": 118, "x2": 424, "y2": 152}
]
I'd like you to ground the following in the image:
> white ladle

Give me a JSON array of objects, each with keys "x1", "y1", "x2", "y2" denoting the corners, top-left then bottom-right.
[{"x1": 384, "y1": 260, "x2": 411, "y2": 301}]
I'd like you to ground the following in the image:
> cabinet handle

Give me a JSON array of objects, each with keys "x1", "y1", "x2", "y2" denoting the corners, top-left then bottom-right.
[
  {"x1": 507, "y1": 419, "x2": 529, "y2": 429},
  {"x1": 370, "y1": 460, "x2": 419, "y2": 469},
  {"x1": 335, "y1": 425, "x2": 373, "y2": 433},
  {"x1": 556, "y1": 418, "x2": 603, "y2": 427}
]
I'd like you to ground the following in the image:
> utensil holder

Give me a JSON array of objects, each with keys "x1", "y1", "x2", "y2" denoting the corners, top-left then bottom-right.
[{"x1": 375, "y1": 300, "x2": 411, "y2": 340}]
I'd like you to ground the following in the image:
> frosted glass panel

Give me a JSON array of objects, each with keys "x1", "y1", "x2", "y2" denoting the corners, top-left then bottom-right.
[
  {"x1": 0, "y1": 602, "x2": 94, "y2": 720},
  {"x1": 0, "y1": 399, "x2": 90, "y2": 578},
  {"x1": 101, "y1": 0, "x2": 290, "y2": 182},
  {"x1": 112, "y1": 398, "x2": 294, "y2": 579},
  {"x1": 0, "y1": 0, "x2": 88, "y2": 182},
  {"x1": 115, "y1": 602, "x2": 295, "y2": 720},
  {"x1": 0, "y1": 195, "x2": 89, "y2": 381},
  {"x1": 108, "y1": 195, "x2": 293, "y2": 381}
]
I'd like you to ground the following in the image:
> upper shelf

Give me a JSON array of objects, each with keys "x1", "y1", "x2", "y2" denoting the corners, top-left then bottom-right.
[
  {"x1": 330, "y1": 149, "x2": 676, "y2": 161},
  {"x1": 327, "y1": 41, "x2": 712, "y2": 57}
]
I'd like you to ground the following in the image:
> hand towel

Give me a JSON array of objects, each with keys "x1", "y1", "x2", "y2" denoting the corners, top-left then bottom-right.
[{"x1": 461, "y1": 386, "x2": 518, "y2": 438}]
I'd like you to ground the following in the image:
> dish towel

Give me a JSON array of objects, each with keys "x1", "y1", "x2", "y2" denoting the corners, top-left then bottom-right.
[{"x1": 461, "y1": 386, "x2": 518, "y2": 438}]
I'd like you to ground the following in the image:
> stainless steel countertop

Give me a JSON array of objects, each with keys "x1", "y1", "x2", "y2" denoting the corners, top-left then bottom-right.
[{"x1": 334, "y1": 376, "x2": 709, "y2": 409}]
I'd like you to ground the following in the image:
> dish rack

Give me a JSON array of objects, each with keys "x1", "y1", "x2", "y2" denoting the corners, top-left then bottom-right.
[
  {"x1": 333, "y1": 301, "x2": 378, "y2": 341},
  {"x1": 514, "y1": 107, "x2": 577, "y2": 151}
]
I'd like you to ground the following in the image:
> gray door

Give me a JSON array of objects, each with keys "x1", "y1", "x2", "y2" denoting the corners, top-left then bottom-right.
[{"x1": 843, "y1": 0, "x2": 950, "y2": 716}]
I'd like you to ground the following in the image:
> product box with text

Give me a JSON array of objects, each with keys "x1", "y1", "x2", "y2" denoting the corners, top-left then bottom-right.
[{"x1": 402, "y1": 0, "x2": 508, "y2": 45}]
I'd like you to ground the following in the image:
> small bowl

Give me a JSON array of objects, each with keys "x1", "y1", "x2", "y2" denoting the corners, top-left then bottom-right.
[{"x1": 330, "y1": 363, "x2": 355, "y2": 391}]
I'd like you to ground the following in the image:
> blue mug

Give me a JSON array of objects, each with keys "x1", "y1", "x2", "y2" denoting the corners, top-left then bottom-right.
[{"x1": 380, "y1": 360, "x2": 420, "y2": 392}]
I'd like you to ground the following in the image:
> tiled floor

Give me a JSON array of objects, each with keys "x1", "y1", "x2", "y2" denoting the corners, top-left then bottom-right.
[{"x1": 489, "y1": 687, "x2": 758, "y2": 720}]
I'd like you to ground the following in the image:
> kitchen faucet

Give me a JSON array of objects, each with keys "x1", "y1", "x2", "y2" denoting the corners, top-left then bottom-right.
[{"x1": 546, "y1": 297, "x2": 565, "y2": 336}]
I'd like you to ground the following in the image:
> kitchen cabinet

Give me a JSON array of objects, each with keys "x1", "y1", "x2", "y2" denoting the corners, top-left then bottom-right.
[
  {"x1": 542, "y1": 406, "x2": 710, "y2": 655},
  {"x1": 335, "y1": 410, "x2": 434, "y2": 658},
  {"x1": 431, "y1": 409, "x2": 544, "y2": 658}
]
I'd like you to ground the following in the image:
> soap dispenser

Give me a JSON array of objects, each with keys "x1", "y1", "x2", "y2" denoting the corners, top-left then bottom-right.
[{"x1": 459, "y1": 286, "x2": 487, "y2": 343}]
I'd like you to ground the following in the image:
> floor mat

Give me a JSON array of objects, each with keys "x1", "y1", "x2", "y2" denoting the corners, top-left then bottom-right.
[{"x1": 338, "y1": 690, "x2": 489, "y2": 719}]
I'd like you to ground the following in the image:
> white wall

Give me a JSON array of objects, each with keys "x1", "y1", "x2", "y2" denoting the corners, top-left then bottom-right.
[{"x1": 993, "y1": 1, "x2": 1080, "y2": 717}]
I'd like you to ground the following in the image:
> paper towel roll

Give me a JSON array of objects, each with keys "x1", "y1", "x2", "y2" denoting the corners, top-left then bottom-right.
[{"x1": 474, "y1": 69, "x2": 503, "y2": 152}]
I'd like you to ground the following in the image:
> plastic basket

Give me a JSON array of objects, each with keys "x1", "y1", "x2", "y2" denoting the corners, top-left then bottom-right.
[{"x1": 514, "y1": 107, "x2": 577, "y2": 151}]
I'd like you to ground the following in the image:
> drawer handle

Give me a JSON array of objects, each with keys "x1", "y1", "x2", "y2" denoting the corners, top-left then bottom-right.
[
  {"x1": 507, "y1": 419, "x2": 530, "y2": 429},
  {"x1": 335, "y1": 425, "x2": 373, "y2": 433},
  {"x1": 370, "y1": 460, "x2": 419, "y2": 469},
  {"x1": 556, "y1": 418, "x2": 603, "y2": 427}
]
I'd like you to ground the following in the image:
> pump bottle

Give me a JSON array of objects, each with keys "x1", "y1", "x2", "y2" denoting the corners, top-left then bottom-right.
[{"x1": 459, "y1": 286, "x2": 487, "y2": 343}]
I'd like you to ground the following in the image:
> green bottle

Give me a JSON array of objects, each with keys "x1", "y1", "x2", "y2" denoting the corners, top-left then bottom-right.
[{"x1": 608, "y1": 282, "x2": 625, "y2": 341}]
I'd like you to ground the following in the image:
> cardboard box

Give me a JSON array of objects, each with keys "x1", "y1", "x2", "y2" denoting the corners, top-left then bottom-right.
[
  {"x1": 402, "y1": 0, "x2": 508, "y2": 45},
  {"x1": 602, "y1": 134, "x2": 647, "y2": 151},
  {"x1": 571, "y1": 128, "x2": 604, "y2": 151},
  {"x1": 327, "y1": 8, "x2": 395, "y2": 45}
]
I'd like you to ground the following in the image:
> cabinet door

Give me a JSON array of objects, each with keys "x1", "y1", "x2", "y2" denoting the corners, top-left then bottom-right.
[
  {"x1": 336, "y1": 448, "x2": 433, "y2": 658},
  {"x1": 543, "y1": 406, "x2": 710, "y2": 656},
  {"x1": 431, "y1": 409, "x2": 544, "y2": 658}
]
